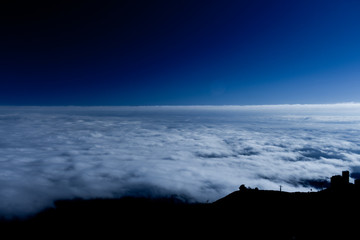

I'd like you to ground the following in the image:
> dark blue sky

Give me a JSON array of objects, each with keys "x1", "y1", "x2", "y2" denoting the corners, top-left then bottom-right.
[{"x1": 1, "y1": 0, "x2": 360, "y2": 106}]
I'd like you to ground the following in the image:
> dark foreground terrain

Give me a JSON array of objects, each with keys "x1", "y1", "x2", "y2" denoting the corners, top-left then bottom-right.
[{"x1": 2, "y1": 171, "x2": 360, "y2": 239}]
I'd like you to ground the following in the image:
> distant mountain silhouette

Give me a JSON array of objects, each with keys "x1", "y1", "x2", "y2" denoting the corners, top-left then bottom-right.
[{"x1": 2, "y1": 171, "x2": 360, "y2": 239}]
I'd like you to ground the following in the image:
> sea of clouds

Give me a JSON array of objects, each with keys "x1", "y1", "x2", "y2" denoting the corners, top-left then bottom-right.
[{"x1": 1, "y1": 104, "x2": 360, "y2": 218}]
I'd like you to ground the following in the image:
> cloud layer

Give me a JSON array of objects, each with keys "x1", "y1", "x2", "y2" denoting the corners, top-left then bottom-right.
[{"x1": 1, "y1": 104, "x2": 360, "y2": 217}]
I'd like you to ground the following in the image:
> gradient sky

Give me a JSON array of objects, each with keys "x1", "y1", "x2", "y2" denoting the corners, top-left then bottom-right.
[{"x1": 1, "y1": 0, "x2": 360, "y2": 106}]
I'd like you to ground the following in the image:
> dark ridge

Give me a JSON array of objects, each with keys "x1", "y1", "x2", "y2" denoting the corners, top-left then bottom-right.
[{"x1": 2, "y1": 171, "x2": 360, "y2": 239}]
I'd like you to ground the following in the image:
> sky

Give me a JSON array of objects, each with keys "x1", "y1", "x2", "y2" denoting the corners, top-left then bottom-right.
[{"x1": 1, "y1": 0, "x2": 360, "y2": 106}]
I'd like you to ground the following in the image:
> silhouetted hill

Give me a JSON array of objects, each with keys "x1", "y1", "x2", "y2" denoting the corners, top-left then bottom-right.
[{"x1": 2, "y1": 171, "x2": 360, "y2": 239}]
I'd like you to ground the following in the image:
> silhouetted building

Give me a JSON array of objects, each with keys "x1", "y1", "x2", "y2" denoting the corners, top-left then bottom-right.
[
  {"x1": 342, "y1": 171, "x2": 349, "y2": 184},
  {"x1": 355, "y1": 179, "x2": 360, "y2": 188},
  {"x1": 331, "y1": 175, "x2": 342, "y2": 188},
  {"x1": 331, "y1": 171, "x2": 350, "y2": 189}
]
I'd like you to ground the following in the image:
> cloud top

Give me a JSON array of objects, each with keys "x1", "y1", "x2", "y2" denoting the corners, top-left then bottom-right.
[{"x1": 1, "y1": 104, "x2": 360, "y2": 217}]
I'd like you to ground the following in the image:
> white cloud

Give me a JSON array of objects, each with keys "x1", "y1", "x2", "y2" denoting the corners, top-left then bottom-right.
[{"x1": 1, "y1": 104, "x2": 360, "y2": 217}]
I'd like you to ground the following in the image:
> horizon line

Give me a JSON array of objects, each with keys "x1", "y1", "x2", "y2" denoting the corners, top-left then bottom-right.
[{"x1": 1, "y1": 102, "x2": 360, "y2": 108}]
